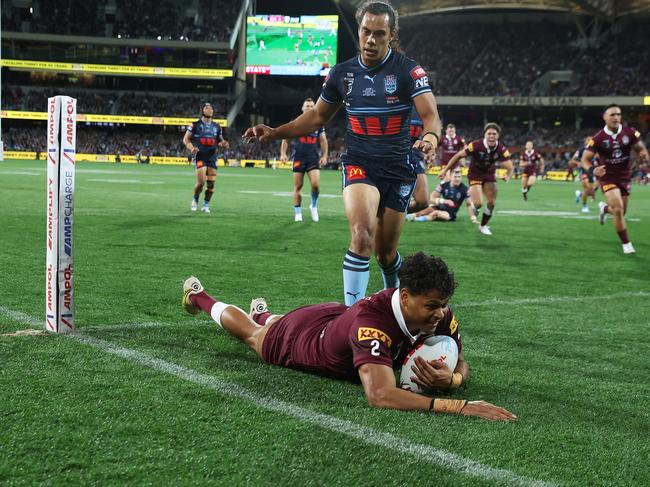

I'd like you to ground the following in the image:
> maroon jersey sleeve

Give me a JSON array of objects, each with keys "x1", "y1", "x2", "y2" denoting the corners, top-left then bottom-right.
[
  {"x1": 498, "y1": 143, "x2": 511, "y2": 161},
  {"x1": 465, "y1": 140, "x2": 479, "y2": 157},
  {"x1": 629, "y1": 127, "x2": 642, "y2": 146},
  {"x1": 428, "y1": 307, "x2": 463, "y2": 354},
  {"x1": 349, "y1": 317, "x2": 397, "y2": 369},
  {"x1": 585, "y1": 134, "x2": 601, "y2": 153}
]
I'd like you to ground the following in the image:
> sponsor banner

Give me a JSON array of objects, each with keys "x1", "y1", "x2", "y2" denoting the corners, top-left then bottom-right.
[
  {"x1": 46, "y1": 97, "x2": 61, "y2": 333},
  {"x1": 546, "y1": 171, "x2": 573, "y2": 181},
  {"x1": 1, "y1": 59, "x2": 232, "y2": 78},
  {"x1": 1, "y1": 110, "x2": 226, "y2": 127}
]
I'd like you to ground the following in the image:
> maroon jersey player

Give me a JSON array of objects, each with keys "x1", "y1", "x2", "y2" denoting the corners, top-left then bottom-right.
[
  {"x1": 181, "y1": 253, "x2": 516, "y2": 421},
  {"x1": 519, "y1": 141, "x2": 544, "y2": 201},
  {"x1": 439, "y1": 123, "x2": 514, "y2": 236},
  {"x1": 438, "y1": 124, "x2": 465, "y2": 177},
  {"x1": 581, "y1": 104, "x2": 649, "y2": 254}
]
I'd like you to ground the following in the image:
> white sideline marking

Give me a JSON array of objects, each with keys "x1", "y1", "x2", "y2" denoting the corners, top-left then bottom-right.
[
  {"x1": 238, "y1": 190, "x2": 341, "y2": 199},
  {"x1": 86, "y1": 178, "x2": 164, "y2": 185},
  {"x1": 0, "y1": 306, "x2": 553, "y2": 487},
  {"x1": 497, "y1": 210, "x2": 641, "y2": 222},
  {"x1": 1, "y1": 171, "x2": 43, "y2": 176},
  {"x1": 81, "y1": 320, "x2": 215, "y2": 331},
  {"x1": 458, "y1": 290, "x2": 650, "y2": 308},
  {"x1": 0, "y1": 306, "x2": 41, "y2": 328}
]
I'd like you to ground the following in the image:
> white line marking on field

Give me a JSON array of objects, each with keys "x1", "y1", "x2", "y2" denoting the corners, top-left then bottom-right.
[
  {"x1": 0, "y1": 306, "x2": 554, "y2": 487},
  {"x1": 81, "y1": 320, "x2": 215, "y2": 331},
  {"x1": 237, "y1": 190, "x2": 341, "y2": 198},
  {"x1": 1, "y1": 171, "x2": 43, "y2": 176},
  {"x1": 497, "y1": 210, "x2": 641, "y2": 222},
  {"x1": 458, "y1": 290, "x2": 650, "y2": 308},
  {"x1": 86, "y1": 178, "x2": 164, "y2": 185},
  {"x1": 0, "y1": 306, "x2": 42, "y2": 328}
]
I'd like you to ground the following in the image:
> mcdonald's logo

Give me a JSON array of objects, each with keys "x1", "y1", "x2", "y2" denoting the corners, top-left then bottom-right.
[{"x1": 346, "y1": 165, "x2": 367, "y2": 181}]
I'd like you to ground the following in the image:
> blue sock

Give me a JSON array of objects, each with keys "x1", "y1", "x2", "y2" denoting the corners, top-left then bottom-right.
[
  {"x1": 294, "y1": 205, "x2": 302, "y2": 215},
  {"x1": 203, "y1": 200, "x2": 209, "y2": 206},
  {"x1": 379, "y1": 252, "x2": 402, "y2": 289},
  {"x1": 311, "y1": 192, "x2": 319, "y2": 208},
  {"x1": 415, "y1": 216, "x2": 429, "y2": 222},
  {"x1": 342, "y1": 250, "x2": 370, "y2": 306},
  {"x1": 193, "y1": 195, "x2": 199, "y2": 202}
]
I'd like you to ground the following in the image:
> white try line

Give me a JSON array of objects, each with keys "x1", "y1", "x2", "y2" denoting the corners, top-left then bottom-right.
[
  {"x1": 237, "y1": 190, "x2": 341, "y2": 199},
  {"x1": 0, "y1": 306, "x2": 553, "y2": 487},
  {"x1": 86, "y1": 178, "x2": 164, "y2": 185},
  {"x1": 458, "y1": 290, "x2": 650, "y2": 308},
  {"x1": 497, "y1": 210, "x2": 641, "y2": 222}
]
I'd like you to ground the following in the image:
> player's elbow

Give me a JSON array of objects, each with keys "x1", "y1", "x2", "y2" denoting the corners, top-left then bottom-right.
[{"x1": 365, "y1": 387, "x2": 394, "y2": 409}]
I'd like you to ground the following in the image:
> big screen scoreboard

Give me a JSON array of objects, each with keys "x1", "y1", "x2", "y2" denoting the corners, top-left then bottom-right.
[{"x1": 246, "y1": 15, "x2": 338, "y2": 76}]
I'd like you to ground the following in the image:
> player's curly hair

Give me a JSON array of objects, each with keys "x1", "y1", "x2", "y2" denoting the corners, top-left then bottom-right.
[
  {"x1": 483, "y1": 122, "x2": 501, "y2": 134},
  {"x1": 398, "y1": 253, "x2": 457, "y2": 298},
  {"x1": 355, "y1": 1, "x2": 400, "y2": 49}
]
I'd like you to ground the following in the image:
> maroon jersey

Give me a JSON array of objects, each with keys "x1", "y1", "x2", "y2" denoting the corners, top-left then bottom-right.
[
  {"x1": 521, "y1": 149, "x2": 542, "y2": 176},
  {"x1": 439, "y1": 134, "x2": 466, "y2": 165},
  {"x1": 466, "y1": 139, "x2": 511, "y2": 183},
  {"x1": 261, "y1": 289, "x2": 462, "y2": 382},
  {"x1": 586, "y1": 126, "x2": 641, "y2": 183}
]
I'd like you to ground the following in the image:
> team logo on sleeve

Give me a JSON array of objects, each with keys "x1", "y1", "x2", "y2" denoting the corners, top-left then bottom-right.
[
  {"x1": 449, "y1": 316, "x2": 459, "y2": 334},
  {"x1": 634, "y1": 130, "x2": 641, "y2": 139},
  {"x1": 358, "y1": 327, "x2": 393, "y2": 347},
  {"x1": 410, "y1": 66, "x2": 427, "y2": 79},
  {"x1": 503, "y1": 150, "x2": 511, "y2": 158},
  {"x1": 384, "y1": 74, "x2": 397, "y2": 94}
]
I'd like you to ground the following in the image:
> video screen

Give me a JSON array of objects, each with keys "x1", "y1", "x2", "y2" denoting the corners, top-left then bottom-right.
[{"x1": 246, "y1": 14, "x2": 338, "y2": 76}]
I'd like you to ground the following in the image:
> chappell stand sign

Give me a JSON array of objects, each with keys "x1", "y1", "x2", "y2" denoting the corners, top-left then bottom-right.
[{"x1": 46, "y1": 96, "x2": 76, "y2": 333}]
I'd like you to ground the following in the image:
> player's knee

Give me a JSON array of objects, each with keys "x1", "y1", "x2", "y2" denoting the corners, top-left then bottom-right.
[
  {"x1": 206, "y1": 180, "x2": 215, "y2": 190},
  {"x1": 473, "y1": 202, "x2": 482, "y2": 210},
  {"x1": 311, "y1": 184, "x2": 320, "y2": 194},
  {"x1": 350, "y1": 225, "x2": 374, "y2": 254}
]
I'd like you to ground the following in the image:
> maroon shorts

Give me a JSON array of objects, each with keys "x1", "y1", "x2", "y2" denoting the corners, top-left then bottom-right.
[
  {"x1": 468, "y1": 166, "x2": 497, "y2": 185},
  {"x1": 522, "y1": 165, "x2": 537, "y2": 177},
  {"x1": 600, "y1": 178, "x2": 631, "y2": 197}
]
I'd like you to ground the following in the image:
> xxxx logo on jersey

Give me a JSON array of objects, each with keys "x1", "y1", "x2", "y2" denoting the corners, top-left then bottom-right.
[{"x1": 358, "y1": 327, "x2": 393, "y2": 347}]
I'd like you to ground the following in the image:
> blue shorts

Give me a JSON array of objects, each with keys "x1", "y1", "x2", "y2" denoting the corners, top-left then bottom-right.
[
  {"x1": 411, "y1": 149, "x2": 426, "y2": 175},
  {"x1": 292, "y1": 158, "x2": 320, "y2": 173},
  {"x1": 195, "y1": 158, "x2": 218, "y2": 170},
  {"x1": 341, "y1": 159, "x2": 416, "y2": 213},
  {"x1": 580, "y1": 167, "x2": 595, "y2": 183}
]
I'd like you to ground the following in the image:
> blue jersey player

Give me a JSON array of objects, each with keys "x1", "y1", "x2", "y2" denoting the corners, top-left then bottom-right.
[
  {"x1": 406, "y1": 168, "x2": 476, "y2": 223},
  {"x1": 280, "y1": 98, "x2": 329, "y2": 222},
  {"x1": 569, "y1": 136, "x2": 598, "y2": 213},
  {"x1": 244, "y1": 2, "x2": 442, "y2": 306},
  {"x1": 183, "y1": 103, "x2": 229, "y2": 213},
  {"x1": 407, "y1": 107, "x2": 430, "y2": 214}
]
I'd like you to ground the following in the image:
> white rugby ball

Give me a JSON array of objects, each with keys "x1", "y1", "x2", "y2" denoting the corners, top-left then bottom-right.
[{"x1": 399, "y1": 335, "x2": 458, "y2": 394}]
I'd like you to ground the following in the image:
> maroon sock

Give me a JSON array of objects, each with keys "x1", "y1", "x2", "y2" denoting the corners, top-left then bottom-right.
[
  {"x1": 481, "y1": 212, "x2": 492, "y2": 226},
  {"x1": 617, "y1": 230, "x2": 630, "y2": 244},
  {"x1": 603, "y1": 204, "x2": 610, "y2": 214},
  {"x1": 252, "y1": 311, "x2": 273, "y2": 326},
  {"x1": 190, "y1": 291, "x2": 217, "y2": 313}
]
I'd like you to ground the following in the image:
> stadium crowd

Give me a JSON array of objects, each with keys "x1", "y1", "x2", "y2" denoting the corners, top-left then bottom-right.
[{"x1": 1, "y1": 0, "x2": 239, "y2": 42}]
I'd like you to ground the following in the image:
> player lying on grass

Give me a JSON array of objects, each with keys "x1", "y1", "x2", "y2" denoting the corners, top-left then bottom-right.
[
  {"x1": 406, "y1": 168, "x2": 476, "y2": 223},
  {"x1": 182, "y1": 252, "x2": 516, "y2": 421}
]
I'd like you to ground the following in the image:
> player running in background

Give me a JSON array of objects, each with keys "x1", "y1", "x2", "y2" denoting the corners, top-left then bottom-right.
[
  {"x1": 406, "y1": 168, "x2": 476, "y2": 223},
  {"x1": 581, "y1": 104, "x2": 649, "y2": 254},
  {"x1": 244, "y1": 1, "x2": 442, "y2": 305},
  {"x1": 407, "y1": 107, "x2": 430, "y2": 213},
  {"x1": 519, "y1": 140, "x2": 544, "y2": 201},
  {"x1": 439, "y1": 123, "x2": 513, "y2": 236},
  {"x1": 181, "y1": 252, "x2": 516, "y2": 421},
  {"x1": 280, "y1": 98, "x2": 328, "y2": 222},
  {"x1": 183, "y1": 103, "x2": 229, "y2": 213},
  {"x1": 569, "y1": 137, "x2": 598, "y2": 213},
  {"x1": 437, "y1": 123, "x2": 465, "y2": 181}
]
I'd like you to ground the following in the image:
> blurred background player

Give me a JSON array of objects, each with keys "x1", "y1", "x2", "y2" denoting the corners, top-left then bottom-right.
[
  {"x1": 280, "y1": 98, "x2": 328, "y2": 222},
  {"x1": 182, "y1": 252, "x2": 516, "y2": 421},
  {"x1": 437, "y1": 124, "x2": 465, "y2": 182},
  {"x1": 407, "y1": 107, "x2": 430, "y2": 214},
  {"x1": 569, "y1": 136, "x2": 598, "y2": 213},
  {"x1": 183, "y1": 103, "x2": 229, "y2": 213},
  {"x1": 439, "y1": 123, "x2": 513, "y2": 236},
  {"x1": 519, "y1": 140, "x2": 544, "y2": 201},
  {"x1": 244, "y1": 2, "x2": 441, "y2": 305},
  {"x1": 406, "y1": 168, "x2": 475, "y2": 223},
  {"x1": 581, "y1": 104, "x2": 649, "y2": 254}
]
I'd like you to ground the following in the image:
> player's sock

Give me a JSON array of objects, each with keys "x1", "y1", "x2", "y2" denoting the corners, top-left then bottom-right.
[
  {"x1": 190, "y1": 291, "x2": 217, "y2": 315},
  {"x1": 193, "y1": 189, "x2": 201, "y2": 201},
  {"x1": 193, "y1": 195, "x2": 199, "y2": 203},
  {"x1": 481, "y1": 207, "x2": 493, "y2": 226},
  {"x1": 617, "y1": 229, "x2": 630, "y2": 244},
  {"x1": 343, "y1": 250, "x2": 370, "y2": 306},
  {"x1": 252, "y1": 311, "x2": 273, "y2": 326},
  {"x1": 294, "y1": 205, "x2": 302, "y2": 216},
  {"x1": 415, "y1": 216, "x2": 429, "y2": 222},
  {"x1": 603, "y1": 204, "x2": 610, "y2": 214},
  {"x1": 379, "y1": 252, "x2": 402, "y2": 289},
  {"x1": 310, "y1": 192, "x2": 319, "y2": 208}
]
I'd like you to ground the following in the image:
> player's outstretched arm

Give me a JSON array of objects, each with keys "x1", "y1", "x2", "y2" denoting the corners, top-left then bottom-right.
[
  {"x1": 502, "y1": 159, "x2": 514, "y2": 181},
  {"x1": 183, "y1": 131, "x2": 198, "y2": 155},
  {"x1": 280, "y1": 140, "x2": 289, "y2": 162},
  {"x1": 633, "y1": 140, "x2": 649, "y2": 163},
  {"x1": 318, "y1": 131, "x2": 329, "y2": 166},
  {"x1": 466, "y1": 200, "x2": 478, "y2": 224},
  {"x1": 358, "y1": 363, "x2": 515, "y2": 421},
  {"x1": 412, "y1": 92, "x2": 441, "y2": 157},
  {"x1": 440, "y1": 149, "x2": 466, "y2": 179},
  {"x1": 243, "y1": 98, "x2": 340, "y2": 143}
]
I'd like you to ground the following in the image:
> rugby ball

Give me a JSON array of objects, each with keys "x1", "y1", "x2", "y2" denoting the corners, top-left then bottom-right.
[{"x1": 399, "y1": 335, "x2": 458, "y2": 394}]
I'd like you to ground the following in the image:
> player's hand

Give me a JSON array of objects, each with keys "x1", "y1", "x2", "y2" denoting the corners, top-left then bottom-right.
[
  {"x1": 319, "y1": 155, "x2": 328, "y2": 167},
  {"x1": 594, "y1": 166, "x2": 606, "y2": 177},
  {"x1": 219, "y1": 140, "x2": 230, "y2": 149},
  {"x1": 460, "y1": 400, "x2": 517, "y2": 421},
  {"x1": 243, "y1": 125, "x2": 277, "y2": 143},
  {"x1": 443, "y1": 199, "x2": 455, "y2": 207},
  {"x1": 410, "y1": 356, "x2": 453, "y2": 389},
  {"x1": 280, "y1": 153, "x2": 288, "y2": 163},
  {"x1": 503, "y1": 174, "x2": 511, "y2": 183},
  {"x1": 438, "y1": 169, "x2": 447, "y2": 180},
  {"x1": 189, "y1": 146, "x2": 199, "y2": 155},
  {"x1": 413, "y1": 139, "x2": 436, "y2": 156}
]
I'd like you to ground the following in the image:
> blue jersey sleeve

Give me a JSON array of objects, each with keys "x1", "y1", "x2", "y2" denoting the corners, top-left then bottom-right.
[
  {"x1": 402, "y1": 58, "x2": 431, "y2": 99},
  {"x1": 320, "y1": 65, "x2": 343, "y2": 105}
]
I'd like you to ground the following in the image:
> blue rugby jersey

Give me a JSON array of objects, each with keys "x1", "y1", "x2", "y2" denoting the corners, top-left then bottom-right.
[
  {"x1": 434, "y1": 181, "x2": 469, "y2": 219},
  {"x1": 320, "y1": 49, "x2": 431, "y2": 166},
  {"x1": 291, "y1": 127, "x2": 325, "y2": 161},
  {"x1": 409, "y1": 107, "x2": 424, "y2": 145},
  {"x1": 187, "y1": 119, "x2": 223, "y2": 161}
]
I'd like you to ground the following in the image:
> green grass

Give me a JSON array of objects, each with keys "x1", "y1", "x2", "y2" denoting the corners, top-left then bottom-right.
[
  {"x1": 247, "y1": 24, "x2": 337, "y2": 66},
  {"x1": 1, "y1": 159, "x2": 649, "y2": 486}
]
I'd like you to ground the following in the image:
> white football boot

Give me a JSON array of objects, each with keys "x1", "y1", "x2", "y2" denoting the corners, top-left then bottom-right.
[
  {"x1": 249, "y1": 297, "x2": 269, "y2": 318},
  {"x1": 294, "y1": 212, "x2": 303, "y2": 222},
  {"x1": 191, "y1": 199, "x2": 198, "y2": 212},
  {"x1": 622, "y1": 242, "x2": 636, "y2": 254},
  {"x1": 309, "y1": 205, "x2": 319, "y2": 222},
  {"x1": 598, "y1": 201, "x2": 607, "y2": 225},
  {"x1": 479, "y1": 225, "x2": 492, "y2": 236},
  {"x1": 182, "y1": 276, "x2": 204, "y2": 315},
  {"x1": 201, "y1": 205, "x2": 211, "y2": 214}
]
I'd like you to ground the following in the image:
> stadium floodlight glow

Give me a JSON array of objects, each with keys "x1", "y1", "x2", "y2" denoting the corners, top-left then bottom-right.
[{"x1": 46, "y1": 96, "x2": 77, "y2": 334}]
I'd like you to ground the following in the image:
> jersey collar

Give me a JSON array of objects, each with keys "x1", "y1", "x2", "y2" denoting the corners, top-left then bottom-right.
[
  {"x1": 357, "y1": 48, "x2": 392, "y2": 72},
  {"x1": 391, "y1": 289, "x2": 418, "y2": 344},
  {"x1": 483, "y1": 139, "x2": 497, "y2": 153},
  {"x1": 603, "y1": 125, "x2": 622, "y2": 138}
]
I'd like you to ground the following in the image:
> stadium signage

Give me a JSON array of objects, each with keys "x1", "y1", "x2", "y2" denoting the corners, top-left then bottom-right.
[
  {"x1": 1, "y1": 111, "x2": 226, "y2": 127},
  {"x1": 491, "y1": 96, "x2": 584, "y2": 106}
]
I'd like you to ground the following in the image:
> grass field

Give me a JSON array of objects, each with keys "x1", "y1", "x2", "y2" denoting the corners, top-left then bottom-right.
[{"x1": 1, "y1": 159, "x2": 649, "y2": 486}]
